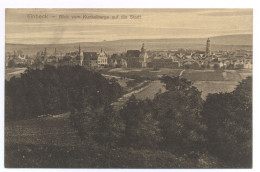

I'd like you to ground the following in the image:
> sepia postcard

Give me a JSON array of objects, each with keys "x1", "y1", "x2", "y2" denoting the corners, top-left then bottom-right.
[{"x1": 4, "y1": 8, "x2": 253, "y2": 168}]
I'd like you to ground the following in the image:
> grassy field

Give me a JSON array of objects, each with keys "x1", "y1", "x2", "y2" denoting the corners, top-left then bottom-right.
[
  {"x1": 107, "y1": 68, "x2": 252, "y2": 100},
  {"x1": 236, "y1": 69, "x2": 253, "y2": 80},
  {"x1": 5, "y1": 110, "x2": 221, "y2": 168},
  {"x1": 5, "y1": 112, "x2": 220, "y2": 168},
  {"x1": 134, "y1": 80, "x2": 166, "y2": 100},
  {"x1": 5, "y1": 113, "x2": 82, "y2": 146},
  {"x1": 106, "y1": 68, "x2": 182, "y2": 80},
  {"x1": 5, "y1": 143, "x2": 220, "y2": 168},
  {"x1": 182, "y1": 70, "x2": 224, "y2": 81},
  {"x1": 194, "y1": 81, "x2": 239, "y2": 100},
  {"x1": 5, "y1": 67, "x2": 27, "y2": 81},
  {"x1": 5, "y1": 68, "x2": 26, "y2": 74},
  {"x1": 182, "y1": 69, "x2": 252, "y2": 99}
]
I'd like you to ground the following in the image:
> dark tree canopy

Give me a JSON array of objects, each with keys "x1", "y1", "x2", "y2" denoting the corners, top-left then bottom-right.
[
  {"x1": 92, "y1": 105, "x2": 125, "y2": 147},
  {"x1": 120, "y1": 96, "x2": 162, "y2": 149},
  {"x1": 5, "y1": 65, "x2": 123, "y2": 121},
  {"x1": 202, "y1": 76, "x2": 252, "y2": 168},
  {"x1": 154, "y1": 76, "x2": 206, "y2": 153}
]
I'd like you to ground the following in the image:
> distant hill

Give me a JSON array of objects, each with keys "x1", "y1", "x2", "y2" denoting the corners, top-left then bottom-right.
[{"x1": 5, "y1": 34, "x2": 252, "y2": 56}]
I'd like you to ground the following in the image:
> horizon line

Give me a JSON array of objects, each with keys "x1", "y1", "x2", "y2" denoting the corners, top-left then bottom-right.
[{"x1": 5, "y1": 33, "x2": 252, "y2": 46}]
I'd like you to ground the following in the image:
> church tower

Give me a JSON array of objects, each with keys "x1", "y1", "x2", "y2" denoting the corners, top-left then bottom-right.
[
  {"x1": 140, "y1": 43, "x2": 148, "y2": 67},
  {"x1": 44, "y1": 48, "x2": 47, "y2": 63},
  {"x1": 79, "y1": 44, "x2": 84, "y2": 66},
  {"x1": 141, "y1": 43, "x2": 145, "y2": 54},
  {"x1": 206, "y1": 38, "x2": 211, "y2": 57}
]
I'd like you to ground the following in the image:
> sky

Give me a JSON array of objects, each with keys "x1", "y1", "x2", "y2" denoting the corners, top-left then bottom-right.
[{"x1": 5, "y1": 8, "x2": 253, "y2": 44}]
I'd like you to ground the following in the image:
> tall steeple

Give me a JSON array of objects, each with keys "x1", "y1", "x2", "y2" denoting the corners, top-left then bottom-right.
[
  {"x1": 206, "y1": 38, "x2": 211, "y2": 57},
  {"x1": 140, "y1": 43, "x2": 148, "y2": 67},
  {"x1": 44, "y1": 48, "x2": 47, "y2": 63},
  {"x1": 79, "y1": 44, "x2": 84, "y2": 66},
  {"x1": 141, "y1": 43, "x2": 145, "y2": 53}
]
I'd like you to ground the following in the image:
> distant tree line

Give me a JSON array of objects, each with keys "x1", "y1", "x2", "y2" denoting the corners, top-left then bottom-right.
[{"x1": 5, "y1": 65, "x2": 123, "y2": 121}]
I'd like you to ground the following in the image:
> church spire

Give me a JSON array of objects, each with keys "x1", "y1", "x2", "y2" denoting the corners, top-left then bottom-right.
[
  {"x1": 44, "y1": 48, "x2": 47, "y2": 63},
  {"x1": 206, "y1": 38, "x2": 211, "y2": 57},
  {"x1": 141, "y1": 43, "x2": 145, "y2": 53}
]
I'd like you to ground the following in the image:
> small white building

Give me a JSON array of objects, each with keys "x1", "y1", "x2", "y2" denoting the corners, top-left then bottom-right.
[
  {"x1": 97, "y1": 49, "x2": 108, "y2": 66},
  {"x1": 121, "y1": 58, "x2": 128, "y2": 68},
  {"x1": 243, "y1": 59, "x2": 253, "y2": 69}
]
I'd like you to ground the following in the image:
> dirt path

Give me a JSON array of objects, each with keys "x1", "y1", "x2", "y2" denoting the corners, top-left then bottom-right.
[
  {"x1": 111, "y1": 80, "x2": 150, "y2": 110},
  {"x1": 179, "y1": 69, "x2": 185, "y2": 77}
]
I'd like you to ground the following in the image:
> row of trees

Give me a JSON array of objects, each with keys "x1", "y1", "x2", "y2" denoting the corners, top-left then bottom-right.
[{"x1": 5, "y1": 65, "x2": 123, "y2": 121}]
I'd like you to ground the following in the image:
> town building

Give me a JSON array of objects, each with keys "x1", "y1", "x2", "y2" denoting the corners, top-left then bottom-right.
[
  {"x1": 125, "y1": 45, "x2": 142, "y2": 68},
  {"x1": 148, "y1": 59, "x2": 178, "y2": 69},
  {"x1": 125, "y1": 43, "x2": 150, "y2": 68},
  {"x1": 126, "y1": 50, "x2": 140, "y2": 58},
  {"x1": 82, "y1": 52, "x2": 98, "y2": 69},
  {"x1": 205, "y1": 38, "x2": 211, "y2": 57},
  {"x1": 121, "y1": 58, "x2": 128, "y2": 68},
  {"x1": 139, "y1": 43, "x2": 149, "y2": 67},
  {"x1": 97, "y1": 49, "x2": 108, "y2": 66}
]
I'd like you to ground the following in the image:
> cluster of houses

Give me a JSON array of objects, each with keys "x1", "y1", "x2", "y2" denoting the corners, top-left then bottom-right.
[
  {"x1": 5, "y1": 51, "x2": 30, "y2": 67},
  {"x1": 5, "y1": 38, "x2": 253, "y2": 70}
]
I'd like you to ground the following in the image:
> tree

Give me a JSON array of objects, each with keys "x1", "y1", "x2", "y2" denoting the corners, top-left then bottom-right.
[
  {"x1": 154, "y1": 76, "x2": 206, "y2": 154},
  {"x1": 8, "y1": 60, "x2": 16, "y2": 68},
  {"x1": 92, "y1": 105, "x2": 124, "y2": 146},
  {"x1": 202, "y1": 76, "x2": 252, "y2": 167},
  {"x1": 69, "y1": 107, "x2": 91, "y2": 141},
  {"x1": 32, "y1": 58, "x2": 43, "y2": 68},
  {"x1": 91, "y1": 105, "x2": 125, "y2": 166},
  {"x1": 120, "y1": 96, "x2": 162, "y2": 149},
  {"x1": 213, "y1": 64, "x2": 219, "y2": 70}
]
